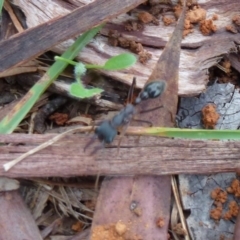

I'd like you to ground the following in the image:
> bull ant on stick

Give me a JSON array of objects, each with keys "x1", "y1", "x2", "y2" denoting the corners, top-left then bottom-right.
[
  {"x1": 84, "y1": 77, "x2": 166, "y2": 153},
  {"x1": 4, "y1": 0, "x2": 186, "y2": 171}
]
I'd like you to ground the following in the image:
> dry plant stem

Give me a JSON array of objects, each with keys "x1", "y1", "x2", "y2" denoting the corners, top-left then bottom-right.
[
  {"x1": 171, "y1": 176, "x2": 190, "y2": 240},
  {"x1": 29, "y1": 112, "x2": 37, "y2": 134},
  {"x1": 170, "y1": 202, "x2": 181, "y2": 240},
  {"x1": 0, "y1": 60, "x2": 38, "y2": 78},
  {"x1": 215, "y1": 63, "x2": 228, "y2": 73},
  {"x1": 3, "y1": 1, "x2": 24, "y2": 33},
  {"x1": 3, "y1": 126, "x2": 92, "y2": 171}
]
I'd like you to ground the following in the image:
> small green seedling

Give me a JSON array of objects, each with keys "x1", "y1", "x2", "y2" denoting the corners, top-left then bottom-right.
[
  {"x1": 0, "y1": 25, "x2": 102, "y2": 134},
  {"x1": 55, "y1": 53, "x2": 137, "y2": 98}
]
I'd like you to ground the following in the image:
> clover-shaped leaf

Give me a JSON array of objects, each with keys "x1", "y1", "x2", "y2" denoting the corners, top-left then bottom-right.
[{"x1": 70, "y1": 83, "x2": 103, "y2": 98}]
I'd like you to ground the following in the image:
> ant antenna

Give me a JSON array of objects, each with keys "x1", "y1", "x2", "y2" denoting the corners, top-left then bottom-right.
[
  {"x1": 139, "y1": 105, "x2": 163, "y2": 114},
  {"x1": 127, "y1": 77, "x2": 136, "y2": 104}
]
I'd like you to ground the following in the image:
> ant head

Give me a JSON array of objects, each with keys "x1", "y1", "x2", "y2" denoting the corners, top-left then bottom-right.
[
  {"x1": 144, "y1": 81, "x2": 166, "y2": 99},
  {"x1": 95, "y1": 121, "x2": 117, "y2": 144},
  {"x1": 135, "y1": 80, "x2": 166, "y2": 104}
]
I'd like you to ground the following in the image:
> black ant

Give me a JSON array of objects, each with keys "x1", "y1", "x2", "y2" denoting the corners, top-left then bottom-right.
[
  {"x1": 84, "y1": 78, "x2": 166, "y2": 153},
  {"x1": 84, "y1": 79, "x2": 136, "y2": 153}
]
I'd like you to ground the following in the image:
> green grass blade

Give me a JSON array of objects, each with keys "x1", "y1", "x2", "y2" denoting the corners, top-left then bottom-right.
[
  {"x1": 0, "y1": 25, "x2": 102, "y2": 133},
  {"x1": 129, "y1": 127, "x2": 240, "y2": 140},
  {"x1": 0, "y1": 0, "x2": 3, "y2": 16}
]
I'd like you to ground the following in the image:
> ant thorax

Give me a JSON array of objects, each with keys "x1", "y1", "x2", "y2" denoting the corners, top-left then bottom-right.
[{"x1": 111, "y1": 104, "x2": 135, "y2": 128}]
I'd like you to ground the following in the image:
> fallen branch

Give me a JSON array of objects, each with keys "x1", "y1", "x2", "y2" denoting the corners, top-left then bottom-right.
[{"x1": 1, "y1": 133, "x2": 240, "y2": 178}]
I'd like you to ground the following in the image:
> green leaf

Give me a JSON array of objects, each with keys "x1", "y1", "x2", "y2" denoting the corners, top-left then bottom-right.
[
  {"x1": 103, "y1": 53, "x2": 137, "y2": 70},
  {"x1": 70, "y1": 83, "x2": 103, "y2": 98}
]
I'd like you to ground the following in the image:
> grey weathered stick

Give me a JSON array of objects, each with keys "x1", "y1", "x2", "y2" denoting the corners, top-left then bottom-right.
[
  {"x1": 3, "y1": 127, "x2": 91, "y2": 171},
  {"x1": 0, "y1": 0, "x2": 146, "y2": 72},
  {"x1": 0, "y1": 134, "x2": 240, "y2": 177}
]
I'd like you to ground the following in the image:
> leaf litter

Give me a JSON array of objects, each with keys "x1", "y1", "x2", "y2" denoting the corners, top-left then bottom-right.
[{"x1": 1, "y1": 0, "x2": 240, "y2": 239}]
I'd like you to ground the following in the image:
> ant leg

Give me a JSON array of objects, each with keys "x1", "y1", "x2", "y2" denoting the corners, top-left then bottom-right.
[
  {"x1": 117, "y1": 124, "x2": 130, "y2": 155},
  {"x1": 139, "y1": 105, "x2": 173, "y2": 123},
  {"x1": 83, "y1": 122, "x2": 97, "y2": 152},
  {"x1": 159, "y1": 106, "x2": 175, "y2": 123},
  {"x1": 131, "y1": 118, "x2": 153, "y2": 127},
  {"x1": 140, "y1": 105, "x2": 174, "y2": 123},
  {"x1": 83, "y1": 134, "x2": 97, "y2": 152},
  {"x1": 132, "y1": 104, "x2": 163, "y2": 129},
  {"x1": 90, "y1": 141, "x2": 106, "y2": 155},
  {"x1": 131, "y1": 114, "x2": 155, "y2": 146},
  {"x1": 139, "y1": 105, "x2": 163, "y2": 114}
]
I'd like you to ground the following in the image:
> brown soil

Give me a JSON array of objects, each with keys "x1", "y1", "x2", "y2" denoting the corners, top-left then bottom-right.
[
  {"x1": 199, "y1": 19, "x2": 217, "y2": 35},
  {"x1": 108, "y1": 30, "x2": 152, "y2": 64},
  {"x1": 201, "y1": 104, "x2": 220, "y2": 129},
  {"x1": 91, "y1": 221, "x2": 142, "y2": 240}
]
